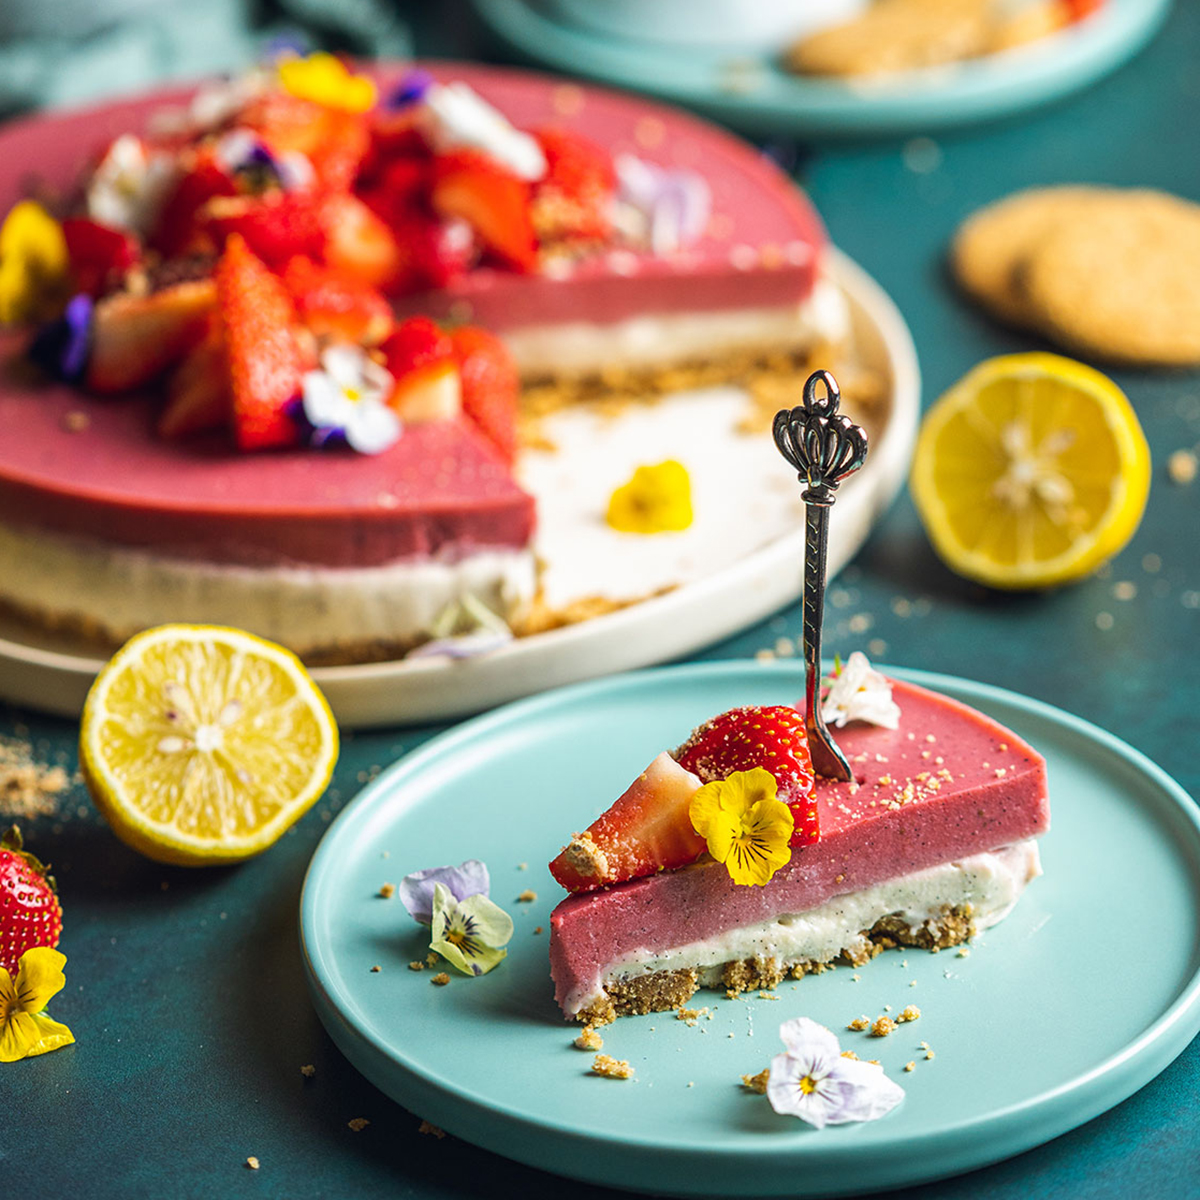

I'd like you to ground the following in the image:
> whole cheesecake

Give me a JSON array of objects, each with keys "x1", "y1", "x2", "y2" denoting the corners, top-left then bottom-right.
[
  {"x1": 0, "y1": 64, "x2": 849, "y2": 663},
  {"x1": 549, "y1": 677, "x2": 1049, "y2": 1024}
]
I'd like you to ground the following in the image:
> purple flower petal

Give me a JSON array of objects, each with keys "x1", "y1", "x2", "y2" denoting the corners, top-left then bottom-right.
[
  {"x1": 386, "y1": 70, "x2": 435, "y2": 110},
  {"x1": 29, "y1": 294, "x2": 94, "y2": 383},
  {"x1": 399, "y1": 859, "x2": 490, "y2": 925},
  {"x1": 406, "y1": 630, "x2": 512, "y2": 661}
]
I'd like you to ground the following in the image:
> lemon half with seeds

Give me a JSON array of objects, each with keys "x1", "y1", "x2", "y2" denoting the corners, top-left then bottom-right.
[
  {"x1": 911, "y1": 353, "x2": 1151, "y2": 590},
  {"x1": 81, "y1": 625, "x2": 338, "y2": 866}
]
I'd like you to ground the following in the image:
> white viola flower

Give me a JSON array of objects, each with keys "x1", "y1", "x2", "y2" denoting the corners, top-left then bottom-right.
[
  {"x1": 766, "y1": 1017, "x2": 905, "y2": 1129},
  {"x1": 418, "y1": 82, "x2": 546, "y2": 181},
  {"x1": 614, "y1": 155, "x2": 712, "y2": 256},
  {"x1": 86, "y1": 134, "x2": 179, "y2": 237},
  {"x1": 213, "y1": 129, "x2": 315, "y2": 193},
  {"x1": 821, "y1": 650, "x2": 901, "y2": 730},
  {"x1": 429, "y1": 882, "x2": 514, "y2": 977},
  {"x1": 399, "y1": 859, "x2": 490, "y2": 925},
  {"x1": 301, "y1": 345, "x2": 401, "y2": 455}
]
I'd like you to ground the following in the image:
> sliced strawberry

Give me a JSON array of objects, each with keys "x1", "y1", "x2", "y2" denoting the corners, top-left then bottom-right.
[
  {"x1": 320, "y1": 193, "x2": 402, "y2": 290},
  {"x1": 152, "y1": 149, "x2": 238, "y2": 258},
  {"x1": 308, "y1": 110, "x2": 371, "y2": 191},
  {"x1": 531, "y1": 127, "x2": 615, "y2": 244},
  {"x1": 62, "y1": 218, "x2": 139, "y2": 296},
  {"x1": 204, "y1": 191, "x2": 325, "y2": 268},
  {"x1": 381, "y1": 316, "x2": 460, "y2": 422},
  {"x1": 158, "y1": 319, "x2": 229, "y2": 439},
  {"x1": 360, "y1": 111, "x2": 432, "y2": 188},
  {"x1": 238, "y1": 91, "x2": 329, "y2": 158},
  {"x1": 85, "y1": 278, "x2": 216, "y2": 394},
  {"x1": 0, "y1": 826, "x2": 62, "y2": 978},
  {"x1": 450, "y1": 325, "x2": 519, "y2": 464},
  {"x1": 388, "y1": 213, "x2": 478, "y2": 292},
  {"x1": 549, "y1": 752, "x2": 707, "y2": 893},
  {"x1": 282, "y1": 256, "x2": 393, "y2": 344},
  {"x1": 430, "y1": 150, "x2": 536, "y2": 271},
  {"x1": 216, "y1": 235, "x2": 308, "y2": 450},
  {"x1": 675, "y1": 706, "x2": 818, "y2": 847}
]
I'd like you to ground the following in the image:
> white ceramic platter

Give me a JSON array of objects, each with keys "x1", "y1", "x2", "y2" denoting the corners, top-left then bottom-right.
[{"x1": 0, "y1": 249, "x2": 918, "y2": 727}]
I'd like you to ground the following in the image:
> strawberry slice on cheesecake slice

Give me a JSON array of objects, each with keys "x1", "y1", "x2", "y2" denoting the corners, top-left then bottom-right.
[{"x1": 548, "y1": 675, "x2": 1050, "y2": 1025}]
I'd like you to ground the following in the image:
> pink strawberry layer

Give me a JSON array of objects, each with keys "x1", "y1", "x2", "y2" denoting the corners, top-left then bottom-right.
[{"x1": 550, "y1": 679, "x2": 1050, "y2": 1016}]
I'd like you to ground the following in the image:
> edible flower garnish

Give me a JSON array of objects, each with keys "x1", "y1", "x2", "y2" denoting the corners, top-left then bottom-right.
[
  {"x1": 214, "y1": 130, "x2": 314, "y2": 194},
  {"x1": 766, "y1": 1017, "x2": 904, "y2": 1129},
  {"x1": 406, "y1": 594, "x2": 514, "y2": 661},
  {"x1": 0, "y1": 948, "x2": 75, "y2": 1063},
  {"x1": 429, "y1": 882, "x2": 513, "y2": 977},
  {"x1": 29, "y1": 293, "x2": 93, "y2": 382},
  {"x1": 821, "y1": 651, "x2": 900, "y2": 730},
  {"x1": 85, "y1": 134, "x2": 177, "y2": 237},
  {"x1": 689, "y1": 767, "x2": 793, "y2": 887},
  {"x1": 417, "y1": 82, "x2": 546, "y2": 181},
  {"x1": 386, "y1": 69, "x2": 435, "y2": 110},
  {"x1": 277, "y1": 52, "x2": 377, "y2": 114},
  {"x1": 613, "y1": 156, "x2": 711, "y2": 256},
  {"x1": 606, "y1": 460, "x2": 693, "y2": 534},
  {"x1": 301, "y1": 345, "x2": 400, "y2": 454},
  {"x1": 399, "y1": 859, "x2": 490, "y2": 925},
  {"x1": 0, "y1": 201, "x2": 68, "y2": 325}
]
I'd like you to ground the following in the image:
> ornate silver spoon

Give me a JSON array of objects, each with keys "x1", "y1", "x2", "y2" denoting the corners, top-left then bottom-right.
[{"x1": 772, "y1": 370, "x2": 869, "y2": 781}]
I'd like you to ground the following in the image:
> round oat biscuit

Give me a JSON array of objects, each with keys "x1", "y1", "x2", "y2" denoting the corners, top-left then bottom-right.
[
  {"x1": 950, "y1": 186, "x2": 1118, "y2": 327},
  {"x1": 785, "y1": 0, "x2": 992, "y2": 78},
  {"x1": 1022, "y1": 191, "x2": 1200, "y2": 366}
]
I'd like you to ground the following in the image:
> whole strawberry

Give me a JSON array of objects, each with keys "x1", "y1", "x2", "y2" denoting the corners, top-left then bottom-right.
[
  {"x1": 0, "y1": 826, "x2": 63, "y2": 977},
  {"x1": 675, "y1": 706, "x2": 819, "y2": 847}
]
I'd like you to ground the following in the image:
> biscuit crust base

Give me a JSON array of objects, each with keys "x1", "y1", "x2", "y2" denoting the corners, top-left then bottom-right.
[{"x1": 575, "y1": 904, "x2": 976, "y2": 1027}]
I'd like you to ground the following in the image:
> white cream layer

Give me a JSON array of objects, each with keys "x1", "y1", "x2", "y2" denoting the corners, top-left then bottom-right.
[
  {"x1": 0, "y1": 519, "x2": 536, "y2": 656},
  {"x1": 505, "y1": 276, "x2": 850, "y2": 376},
  {"x1": 573, "y1": 841, "x2": 1042, "y2": 1015}
]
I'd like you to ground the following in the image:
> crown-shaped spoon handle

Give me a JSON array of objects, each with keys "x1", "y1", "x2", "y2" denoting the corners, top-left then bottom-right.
[{"x1": 772, "y1": 370, "x2": 868, "y2": 782}]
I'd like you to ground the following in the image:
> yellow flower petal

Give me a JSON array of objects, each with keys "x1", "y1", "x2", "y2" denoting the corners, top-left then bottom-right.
[
  {"x1": 606, "y1": 460, "x2": 693, "y2": 534},
  {"x1": 278, "y1": 53, "x2": 377, "y2": 113},
  {"x1": 689, "y1": 768, "x2": 793, "y2": 886},
  {"x1": 17, "y1": 1011, "x2": 75, "y2": 1059},
  {"x1": 0, "y1": 200, "x2": 69, "y2": 325},
  {"x1": 14, "y1": 947, "x2": 67, "y2": 1012}
]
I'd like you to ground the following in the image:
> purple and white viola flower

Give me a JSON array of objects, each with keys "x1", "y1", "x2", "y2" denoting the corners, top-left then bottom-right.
[
  {"x1": 29, "y1": 293, "x2": 93, "y2": 383},
  {"x1": 821, "y1": 651, "x2": 901, "y2": 730},
  {"x1": 214, "y1": 129, "x2": 314, "y2": 193},
  {"x1": 613, "y1": 155, "x2": 711, "y2": 256},
  {"x1": 406, "y1": 594, "x2": 514, "y2": 662},
  {"x1": 766, "y1": 1017, "x2": 905, "y2": 1129},
  {"x1": 399, "y1": 859, "x2": 491, "y2": 925},
  {"x1": 429, "y1": 882, "x2": 514, "y2": 977},
  {"x1": 86, "y1": 134, "x2": 178, "y2": 237},
  {"x1": 385, "y1": 69, "x2": 436, "y2": 111},
  {"x1": 301, "y1": 345, "x2": 400, "y2": 455}
]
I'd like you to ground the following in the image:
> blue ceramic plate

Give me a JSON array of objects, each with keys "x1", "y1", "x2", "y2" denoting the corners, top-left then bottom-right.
[
  {"x1": 301, "y1": 663, "x2": 1200, "y2": 1196},
  {"x1": 471, "y1": 0, "x2": 1170, "y2": 138}
]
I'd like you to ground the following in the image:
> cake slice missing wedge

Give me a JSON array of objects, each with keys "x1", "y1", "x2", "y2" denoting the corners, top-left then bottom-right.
[{"x1": 548, "y1": 677, "x2": 1049, "y2": 1024}]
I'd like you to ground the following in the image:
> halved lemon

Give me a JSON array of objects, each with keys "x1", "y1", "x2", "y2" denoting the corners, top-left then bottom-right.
[
  {"x1": 910, "y1": 353, "x2": 1151, "y2": 590},
  {"x1": 80, "y1": 625, "x2": 338, "y2": 866}
]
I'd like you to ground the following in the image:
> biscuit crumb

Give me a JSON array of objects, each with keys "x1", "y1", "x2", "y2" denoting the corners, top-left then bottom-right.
[
  {"x1": 378, "y1": 882, "x2": 395, "y2": 898},
  {"x1": 245, "y1": 1157, "x2": 260, "y2": 1170},
  {"x1": 847, "y1": 1016, "x2": 870, "y2": 1031},
  {"x1": 370, "y1": 965, "x2": 381, "y2": 973},
  {"x1": 904, "y1": 1061, "x2": 916, "y2": 1073},
  {"x1": 956, "y1": 946, "x2": 971, "y2": 958},
  {"x1": 431, "y1": 972, "x2": 450, "y2": 986},
  {"x1": 741, "y1": 1068, "x2": 770, "y2": 1094},
  {"x1": 517, "y1": 861, "x2": 528, "y2": 870},
  {"x1": 574, "y1": 1025, "x2": 604, "y2": 1051},
  {"x1": 408, "y1": 960, "x2": 425, "y2": 971},
  {"x1": 516, "y1": 889, "x2": 537, "y2": 903},
  {"x1": 0, "y1": 737, "x2": 71, "y2": 818},
  {"x1": 840, "y1": 1050, "x2": 860, "y2": 1060},
  {"x1": 870, "y1": 1016, "x2": 896, "y2": 1038},
  {"x1": 898, "y1": 1005, "x2": 921, "y2": 1023},
  {"x1": 348, "y1": 1118, "x2": 370, "y2": 1132},
  {"x1": 418, "y1": 1120, "x2": 445, "y2": 1139},
  {"x1": 1168, "y1": 448, "x2": 1198, "y2": 485},
  {"x1": 591, "y1": 1054, "x2": 634, "y2": 1080},
  {"x1": 926, "y1": 1050, "x2": 936, "y2": 1061},
  {"x1": 300, "y1": 1064, "x2": 316, "y2": 1078},
  {"x1": 533, "y1": 925, "x2": 544, "y2": 935},
  {"x1": 426, "y1": 952, "x2": 439, "y2": 966}
]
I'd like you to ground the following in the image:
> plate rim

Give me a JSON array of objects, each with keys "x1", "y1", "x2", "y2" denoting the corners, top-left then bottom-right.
[{"x1": 300, "y1": 659, "x2": 1200, "y2": 1194}]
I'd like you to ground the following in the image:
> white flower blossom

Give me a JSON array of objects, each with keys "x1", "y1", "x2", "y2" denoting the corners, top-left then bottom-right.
[
  {"x1": 86, "y1": 135, "x2": 178, "y2": 237},
  {"x1": 613, "y1": 155, "x2": 711, "y2": 256},
  {"x1": 302, "y1": 345, "x2": 400, "y2": 455},
  {"x1": 821, "y1": 651, "x2": 901, "y2": 730},
  {"x1": 766, "y1": 1017, "x2": 904, "y2": 1128},
  {"x1": 418, "y1": 82, "x2": 546, "y2": 180}
]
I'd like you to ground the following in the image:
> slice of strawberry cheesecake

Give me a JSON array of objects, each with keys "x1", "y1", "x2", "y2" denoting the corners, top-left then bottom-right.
[{"x1": 548, "y1": 673, "x2": 1049, "y2": 1024}]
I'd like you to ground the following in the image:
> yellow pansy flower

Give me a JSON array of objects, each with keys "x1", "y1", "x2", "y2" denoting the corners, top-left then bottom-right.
[
  {"x1": 278, "y1": 52, "x2": 377, "y2": 113},
  {"x1": 689, "y1": 767, "x2": 793, "y2": 887},
  {"x1": 0, "y1": 947, "x2": 75, "y2": 1063},
  {"x1": 606, "y1": 460, "x2": 693, "y2": 534},
  {"x1": 0, "y1": 201, "x2": 69, "y2": 326}
]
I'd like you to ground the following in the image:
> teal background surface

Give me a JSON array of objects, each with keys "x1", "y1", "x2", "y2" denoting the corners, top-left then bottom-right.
[{"x1": 4, "y1": 2, "x2": 1199, "y2": 1197}]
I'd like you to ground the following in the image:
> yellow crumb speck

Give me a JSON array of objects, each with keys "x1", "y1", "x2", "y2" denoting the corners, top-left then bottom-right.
[
  {"x1": 533, "y1": 925, "x2": 544, "y2": 935},
  {"x1": 418, "y1": 1120, "x2": 446, "y2": 1139},
  {"x1": 347, "y1": 1118, "x2": 370, "y2": 1132},
  {"x1": 926, "y1": 1050, "x2": 936, "y2": 1061},
  {"x1": 517, "y1": 889, "x2": 537, "y2": 903},
  {"x1": 847, "y1": 1016, "x2": 870, "y2": 1031},
  {"x1": 1168, "y1": 448, "x2": 1198, "y2": 485},
  {"x1": 426, "y1": 952, "x2": 439, "y2": 966},
  {"x1": 957, "y1": 946, "x2": 971, "y2": 958},
  {"x1": 431, "y1": 972, "x2": 450, "y2": 986},
  {"x1": 517, "y1": 862, "x2": 528, "y2": 870},
  {"x1": 741, "y1": 1068, "x2": 770, "y2": 1093},
  {"x1": 592, "y1": 1054, "x2": 634, "y2": 1080},
  {"x1": 870, "y1": 1016, "x2": 896, "y2": 1038},
  {"x1": 300, "y1": 1064, "x2": 316, "y2": 1078},
  {"x1": 370, "y1": 965, "x2": 381, "y2": 973},
  {"x1": 898, "y1": 1005, "x2": 921, "y2": 1023},
  {"x1": 574, "y1": 1026, "x2": 604, "y2": 1051},
  {"x1": 408, "y1": 960, "x2": 425, "y2": 971},
  {"x1": 378, "y1": 882, "x2": 395, "y2": 898},
  {"x1": 246, "y1": 1157, "x2": 260, "y2": 1170},
  {"x1": 904, "y1": 1061, "x2": 916, "y2": 1073}
]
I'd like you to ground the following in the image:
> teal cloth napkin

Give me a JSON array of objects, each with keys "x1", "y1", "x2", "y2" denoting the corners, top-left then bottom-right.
[{"x1": 0, "y1": 0, "x2": 412, "y2": 116}]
